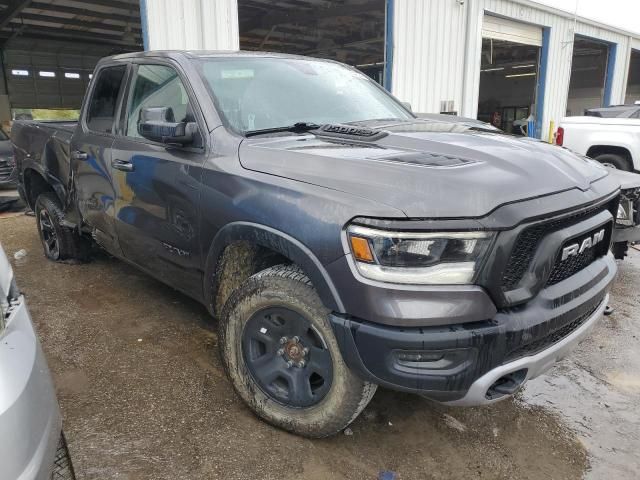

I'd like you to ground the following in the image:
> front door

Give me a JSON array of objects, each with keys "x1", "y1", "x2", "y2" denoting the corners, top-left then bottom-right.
[
  {"x1": 70, "y1": 64, "x2": 128, "y2": 255},
  {"x1": 111, "y1": 62, "x2": 206, "y2": 297}
]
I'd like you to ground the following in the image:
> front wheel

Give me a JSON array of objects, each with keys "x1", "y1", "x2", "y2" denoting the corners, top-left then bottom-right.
[
  {"x1": 219, "y1": 264, "x2": 376, "y2": 438},
  {"x1": 594, "y1": 153, "x2": 630, "y2": 171}
]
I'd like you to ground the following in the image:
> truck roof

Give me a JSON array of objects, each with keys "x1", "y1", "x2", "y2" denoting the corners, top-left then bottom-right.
[{"x1": 106, "y1": 50, "x2": 332, "y2": 62}]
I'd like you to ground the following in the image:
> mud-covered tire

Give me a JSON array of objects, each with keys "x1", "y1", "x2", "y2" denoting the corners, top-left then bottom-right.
[
  {"x1": 219, "y1": 264, "x2": 376, "y2": 438},
  {"x1": 35, "y1": 193, "x2": 90, "y2": 262},
  {"x1": 51, "y1": 433, "x2": 75, "y2": 480},
  {"x1": 594, "y1": 153, "x2": 630, "y2": 171}
]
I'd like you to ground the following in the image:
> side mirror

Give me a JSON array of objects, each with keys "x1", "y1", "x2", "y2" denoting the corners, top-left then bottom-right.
[
  {"x1": 401, "y1": 101, "x2": 412, "y2": 112},
  {"x1": 138, "y1": 107, "x2": 197, "y2": 146}
]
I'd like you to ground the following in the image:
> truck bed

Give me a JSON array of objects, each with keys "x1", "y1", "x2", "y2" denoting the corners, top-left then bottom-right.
[{"x1": 11, "y1": 120, "x2": 76, "y2": 209}]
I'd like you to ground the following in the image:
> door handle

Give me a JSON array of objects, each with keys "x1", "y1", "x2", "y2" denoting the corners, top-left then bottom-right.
[
  {"x1": 71, "y1": 150, "x2": 88, "y2": 161},
  {"x1": 112, "y1": 159, "x2": 135, "y2": 172}
]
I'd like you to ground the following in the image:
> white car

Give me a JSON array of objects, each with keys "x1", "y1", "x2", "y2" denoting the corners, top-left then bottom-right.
[
  {"x1": 0, "y1": 243, "x2": 74, "y2": 479},
  {"x1": 557, "y1": 115, "x2": 640, "y2": 171}
]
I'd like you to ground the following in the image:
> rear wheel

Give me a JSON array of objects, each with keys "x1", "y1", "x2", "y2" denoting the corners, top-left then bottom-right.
[
  {"x1": 594, "y1": 153, "x2": 630, "y2": 171},
  {"x1": 219, "y1": 264, "x2": 376, "y2": 438},
  {"x1": 35, "y1": 193, "x2": 90, "y2": 262}
]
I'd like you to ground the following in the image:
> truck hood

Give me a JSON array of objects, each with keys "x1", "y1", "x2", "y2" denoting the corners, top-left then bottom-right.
[{"x1": 238, "y1": 120, "x2": 610, "y2": 218}]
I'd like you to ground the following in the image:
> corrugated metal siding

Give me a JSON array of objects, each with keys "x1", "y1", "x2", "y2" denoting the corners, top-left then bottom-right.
[
  {"x1": 391, "y1": 0, "x2": 467, "y2": 114},
  {"x1": 393, "y1": 0, "x2": 640, "y2": 139},
  {"x1": 144, "y1": 0, "x2": 239, "y2": 50}
]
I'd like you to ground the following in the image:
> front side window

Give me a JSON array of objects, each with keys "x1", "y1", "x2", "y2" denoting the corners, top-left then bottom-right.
[
  {"x1": 86, "y1": 66, "x2": 126, "y2": 133},
  {"x1": 196, "y1": 57, "x2": 413, "y2": 134},
  {"x1": 125, "y1": 64, "x2": 191, "y2": 139}
]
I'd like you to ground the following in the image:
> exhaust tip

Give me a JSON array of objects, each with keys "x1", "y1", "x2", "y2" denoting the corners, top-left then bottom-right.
[{"x1": 485, "y1": 368, "x2": 528, "y2": 401}]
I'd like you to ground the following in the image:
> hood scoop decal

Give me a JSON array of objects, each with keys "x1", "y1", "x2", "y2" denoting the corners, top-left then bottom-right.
[{"x1": 316, "y1": 123, "x2": 388, "y2": 141}]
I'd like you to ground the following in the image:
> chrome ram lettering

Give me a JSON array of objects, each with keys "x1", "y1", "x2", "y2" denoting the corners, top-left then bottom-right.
[{"x1": 561, "y1": 229, "x2": 605, "y2": 261}]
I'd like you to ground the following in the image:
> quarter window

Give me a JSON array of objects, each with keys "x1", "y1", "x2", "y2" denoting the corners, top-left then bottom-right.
[
  {"x1": 86, "y1": 66, "x2": 126, "y2": 133},
  {"x1": 125, "y1": 64, "x2": 192, "y2": 139}
]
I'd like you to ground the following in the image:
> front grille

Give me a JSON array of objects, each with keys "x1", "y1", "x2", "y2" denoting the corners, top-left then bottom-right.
[
  {"x1": 501, "y1": 200, "x2": 615, "y2": 290},
  {"x1": 0, "y1": 159, "x2": 12, "y2": 181},
  {"x1": 545, "y1": 220, "x2": 612, "y2": 286},
  {"x1": 547, "y1": 248, "x2": 596, "y2": 285},
  {"x1": 505, "y1": 294, "x2": 604, "y2": 361}
]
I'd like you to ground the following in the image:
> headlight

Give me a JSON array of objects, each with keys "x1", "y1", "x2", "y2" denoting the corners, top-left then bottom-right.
[
  {"x1": 617, "y1": 198, "x2": 634, "y2": 226},
  {"x1": 617, "y1": 204, "x2": 628, "y2": 220},
  {"x1": 346, "y1": 225, "x2": 494, "y2": 284},
  {"x1": 0, "y1": 278, "x2": 18, "y2": 333}
]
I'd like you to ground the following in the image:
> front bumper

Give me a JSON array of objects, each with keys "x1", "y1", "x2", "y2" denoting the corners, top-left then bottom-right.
[
  {"x1": 0, "y1": 295, "x2": 62, "y2": 480},
  {"x1": 330, "y1": 253, "x2": 616, "y2": 404},
  {"x1": 444, "y1": 292, "x2": 608, "y2": 406}
]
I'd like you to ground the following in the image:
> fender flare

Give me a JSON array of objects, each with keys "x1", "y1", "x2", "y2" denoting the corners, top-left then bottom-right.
[
  {"x1": 22, "y1": 165, "x2": 67, "y2": 208},
  {"x1": 203, "y1": 222, "x2": 345, "y2": 314}
]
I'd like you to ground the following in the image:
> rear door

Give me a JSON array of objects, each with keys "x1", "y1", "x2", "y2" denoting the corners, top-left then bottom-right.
[
  {"x1": 111, "y1": 61, "x2": 206, "y2": 297},
  {"x1": 70, "y1": 63, "x2": 129, "y2": 255}
]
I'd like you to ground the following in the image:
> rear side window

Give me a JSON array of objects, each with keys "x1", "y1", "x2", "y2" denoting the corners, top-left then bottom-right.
[{"x1": 86, "y1": 66, "x2": 126, "y2": 133}]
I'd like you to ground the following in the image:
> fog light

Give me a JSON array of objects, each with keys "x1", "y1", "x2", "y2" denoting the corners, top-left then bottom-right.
[
  {"x1": 396, "y1": 351, "x2": 444, "y2": 362},
  {"x1": 392, "y1": 348, "x2": 474, "y2": 374}
]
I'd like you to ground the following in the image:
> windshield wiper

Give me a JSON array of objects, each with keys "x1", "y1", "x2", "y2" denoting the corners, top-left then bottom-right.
[{"x1": 244, "y1": 122, "x2": 322, "y2": 137}]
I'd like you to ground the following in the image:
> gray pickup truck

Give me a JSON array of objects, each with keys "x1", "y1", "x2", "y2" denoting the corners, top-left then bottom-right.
[{"x1": 12, "y1": 51, "x2": 622, "y2": 437}]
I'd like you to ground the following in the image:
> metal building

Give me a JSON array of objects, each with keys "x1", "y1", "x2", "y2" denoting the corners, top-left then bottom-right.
[
  {"x1": 0, "y1": 0, "x2": 638, "y2": 142},
  {"x1": 140, "y1": 0, "x2": 640, "y2": 140}
]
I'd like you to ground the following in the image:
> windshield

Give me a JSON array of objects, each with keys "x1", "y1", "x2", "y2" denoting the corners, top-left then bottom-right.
[{"x1": 196, "y1": 57, "x2": 413, "y2": 134}]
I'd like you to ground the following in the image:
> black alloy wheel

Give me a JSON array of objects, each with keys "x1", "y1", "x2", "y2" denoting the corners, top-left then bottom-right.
[{"x1": 38, "y1": 207, "x2": 60, "y2": 259}]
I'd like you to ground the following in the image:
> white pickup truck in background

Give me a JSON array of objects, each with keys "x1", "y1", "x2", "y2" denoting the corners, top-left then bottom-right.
[
  {"x1": 557, "y1": 109, "x2": 640, "y2": 172},
  {"x1": 556, "y1": 105, "x2": 640, "y2": 257}
]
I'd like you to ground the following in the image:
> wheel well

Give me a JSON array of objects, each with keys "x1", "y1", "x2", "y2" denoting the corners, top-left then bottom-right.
[
  {"x1": 211, "y1": 241, "x2": 291, "y2": 318},
  {"x1": 23, "y1": 169, "x2": 55, "y2": 209},
  {"x1": 586, "y1": 146, "x2": 633, "y2": 169}
]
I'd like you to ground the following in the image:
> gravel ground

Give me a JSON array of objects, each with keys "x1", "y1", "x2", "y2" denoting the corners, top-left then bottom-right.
[{"x1": 2, "y1": 214, "x2": 639, "y2": 480}]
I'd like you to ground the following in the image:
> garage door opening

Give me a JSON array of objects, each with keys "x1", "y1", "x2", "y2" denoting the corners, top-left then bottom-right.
[
  {"x1": 625, "y1": 49, "x2": 640, "y2": 105},
  {"x1": 237, "y1": 0, "x2": 386, "y2": 84},
  {"x1": 567, "y1": 36, "x2": 612, "y2": 115},
  {"x1": 477, "y1": 16, "x2": 542, "y2": 136},
  {"x1": 0, "y1": 0, "x2": 143, "y2": 123},
  {"x1": 478, "y1": 39, "x2": 541, "y2": 135}
]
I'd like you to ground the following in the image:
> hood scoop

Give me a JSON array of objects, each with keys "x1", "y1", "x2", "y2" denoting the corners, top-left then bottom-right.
[
  {"x1": 316, "y1": 123, "x2": 388, "y2": 141},
  {"x1": 370, "y1": 151, "x2": 479, "y2": 168}
]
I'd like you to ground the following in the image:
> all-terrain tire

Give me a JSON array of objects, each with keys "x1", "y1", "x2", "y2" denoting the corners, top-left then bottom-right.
[
  {"x1": 594, "y1": 153, "x2": 631, "y2": 171},
  {"x1": 51, "y1": 433, "x2": 76, "y2": 480},
  {"x1": 219, "y1": 264, "x2": 377, "y2": 438},
  {"x1": 35, "y1": 193, "x2": 91, "y2": 262}
]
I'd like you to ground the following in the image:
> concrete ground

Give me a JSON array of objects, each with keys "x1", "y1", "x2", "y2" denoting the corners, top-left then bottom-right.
[{"x1": 1, "y1": 214, "x2": 638, "y2": 480}]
